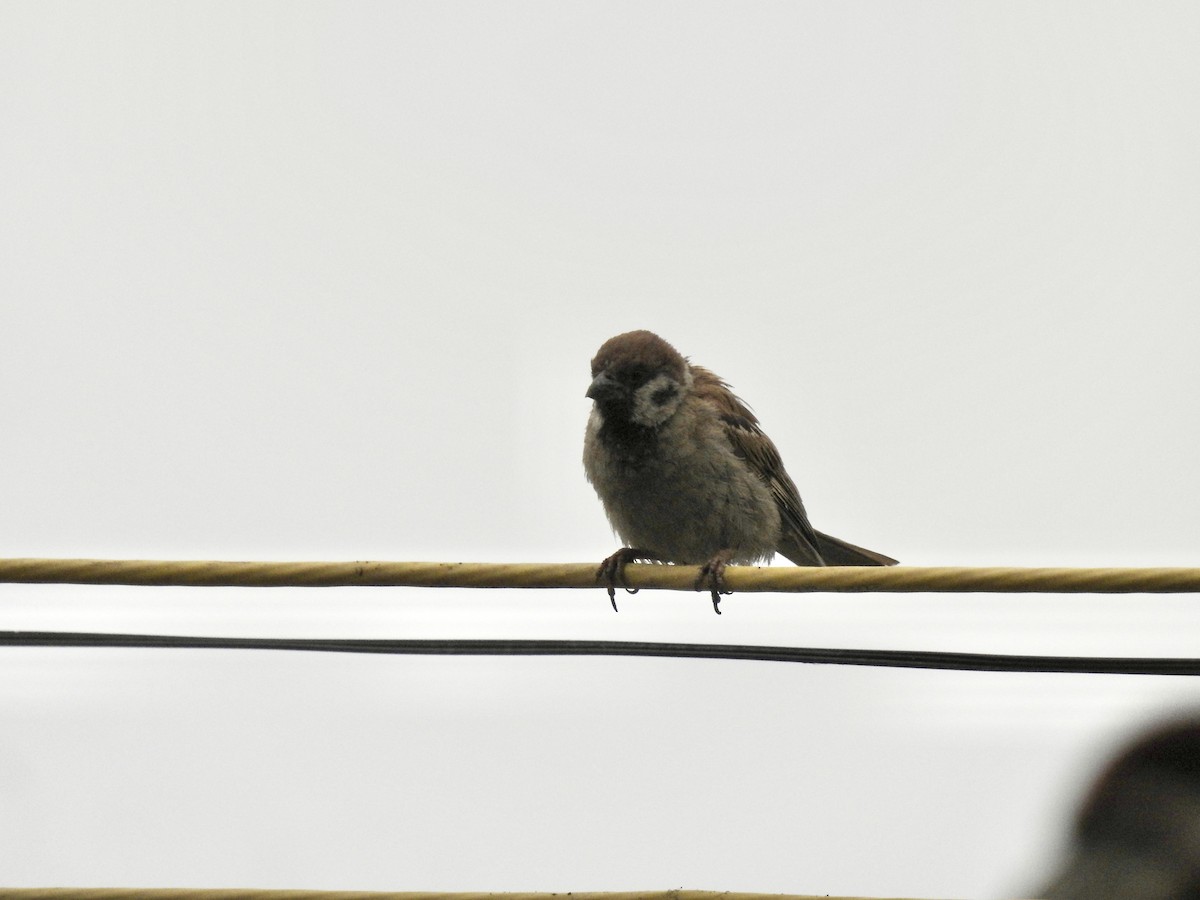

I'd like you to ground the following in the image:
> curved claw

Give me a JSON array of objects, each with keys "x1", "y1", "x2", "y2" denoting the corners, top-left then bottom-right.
[
  {"x1": 595, "y1": 548, "x2": 656, "y2": 612},
  {"x1": 695, "y1": 552, "x2": 734, "y2": 615}
]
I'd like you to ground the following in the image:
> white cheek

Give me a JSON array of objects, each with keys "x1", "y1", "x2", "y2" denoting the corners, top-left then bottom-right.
[
  {"x1": 585, "y1": 408, "x2": 605, "y2": 438},
  {"x1": 631, "y1": 374, "x2": 683, "y2": 427}
]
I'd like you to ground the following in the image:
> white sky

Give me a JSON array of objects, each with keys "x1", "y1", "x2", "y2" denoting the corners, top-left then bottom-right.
[{"x1": 1, "y1": 2, "x2": 1199, "y2": 897}]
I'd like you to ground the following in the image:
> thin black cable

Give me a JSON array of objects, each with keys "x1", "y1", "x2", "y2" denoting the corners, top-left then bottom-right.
[{"x1": 2, "y1": 631, "x2": 1199, "y2": 674}]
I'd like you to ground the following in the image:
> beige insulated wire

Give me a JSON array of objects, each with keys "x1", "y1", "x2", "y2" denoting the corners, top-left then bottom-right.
[
  {"x1": 0, "y1": 891, "x2": 905, "y2": 900},
  {"x1": 1, "y1": 557, "x2": 1200, "y2": 594}
]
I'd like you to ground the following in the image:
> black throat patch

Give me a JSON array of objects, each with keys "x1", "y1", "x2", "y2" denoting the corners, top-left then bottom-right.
[{"x1": 596, "y1": 408, "x2": 659, "y2": 467}]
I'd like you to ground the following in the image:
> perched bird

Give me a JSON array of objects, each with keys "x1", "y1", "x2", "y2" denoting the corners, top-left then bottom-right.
[
  {"x1": 583, "y1": 329, "x2": 895, "y2": 613},
  {"x1": 1035, "y1": 718, "x2": 1200, "y2": 899}
]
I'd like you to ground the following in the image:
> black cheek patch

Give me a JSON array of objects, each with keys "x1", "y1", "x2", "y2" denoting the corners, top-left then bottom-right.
[{"x1": 650, "y1": 384, "x2": 678, "y2": 405}]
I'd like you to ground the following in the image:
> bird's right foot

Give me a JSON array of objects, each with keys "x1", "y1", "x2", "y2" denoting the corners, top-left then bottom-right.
[{"x1": 596, "y1": 548, "x2": 657, "y2": 612}]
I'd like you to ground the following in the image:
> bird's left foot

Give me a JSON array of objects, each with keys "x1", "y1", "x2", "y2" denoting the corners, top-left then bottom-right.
[{"x1": 695, "y1": 551, "x2": 734, "y2": 614}]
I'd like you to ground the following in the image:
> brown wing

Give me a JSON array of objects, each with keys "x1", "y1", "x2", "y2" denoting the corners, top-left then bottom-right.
[{"x1": 691, "y1": 367, "x2": 824, "y2": 564}]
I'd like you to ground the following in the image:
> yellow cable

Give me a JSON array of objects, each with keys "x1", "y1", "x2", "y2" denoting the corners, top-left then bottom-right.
[
  {"x1": 0, "y1": 891, "x2": 902, "y2": 900},
  {"x1": 1, "y1": 557, "x2": 1199, "y2": 593}
]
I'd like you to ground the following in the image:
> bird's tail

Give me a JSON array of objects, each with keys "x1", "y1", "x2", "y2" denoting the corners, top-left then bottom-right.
[{"x1": 812, "y1": 530, "x2": 898, "y2": 566}]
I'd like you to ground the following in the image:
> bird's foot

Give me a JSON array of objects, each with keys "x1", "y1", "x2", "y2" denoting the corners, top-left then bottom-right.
[
  {"x1": 596, "y1": 548, "x2": 658, "y2": 612},
  {"x1": 696, "y1": 551, "x2": 734, "y2": 614}
]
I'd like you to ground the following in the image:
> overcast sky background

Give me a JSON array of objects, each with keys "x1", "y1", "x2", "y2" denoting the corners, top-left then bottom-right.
[{"x1": 2, "y1": 2, "x2": 1199, "y2": 898}]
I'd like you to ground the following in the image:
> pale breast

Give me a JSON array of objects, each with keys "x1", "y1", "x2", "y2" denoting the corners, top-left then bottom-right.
[{"x1": 584, "y1": 407, "x2": 781, "y2": 564}]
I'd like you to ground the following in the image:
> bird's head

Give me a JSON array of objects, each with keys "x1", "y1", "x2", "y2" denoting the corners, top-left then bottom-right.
[{"x1": 587, "y1": 330, "x2": 692, "y2": 428}]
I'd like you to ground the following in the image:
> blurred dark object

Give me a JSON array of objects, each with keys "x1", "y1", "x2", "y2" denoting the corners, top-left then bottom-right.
[{"x1": 1038, "y1": 718, "x2": 1200, "y2": 899}]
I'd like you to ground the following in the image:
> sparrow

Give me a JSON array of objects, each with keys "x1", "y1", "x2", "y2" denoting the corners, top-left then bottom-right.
[
  {"x1": 1036, "y1": 719, "x2": 1200, "y2": 899},
  {"x1": 583, "y1": 329, "x2": 896, "y2": 613}
]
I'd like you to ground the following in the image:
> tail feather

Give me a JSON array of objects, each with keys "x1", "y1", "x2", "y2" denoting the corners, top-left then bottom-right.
[
  {"x1": 778, "y1": 530, "x2": 897, "y2": 566},
  {"x1": 812, "y1": 530, "x2": 898, "y2": 566},
  {"x1": 776, "y1": 530, "x2": 826, "y2": 567}
]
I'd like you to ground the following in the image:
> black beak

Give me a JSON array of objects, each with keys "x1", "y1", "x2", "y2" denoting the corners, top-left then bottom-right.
[{"x1": 586, "y1": 372, "x2": 626, "y2": 403}]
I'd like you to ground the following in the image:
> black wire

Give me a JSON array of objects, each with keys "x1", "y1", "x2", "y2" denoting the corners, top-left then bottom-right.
[{"x1": 2, "y1": 631, "x2": 1199, "y2": 674}]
